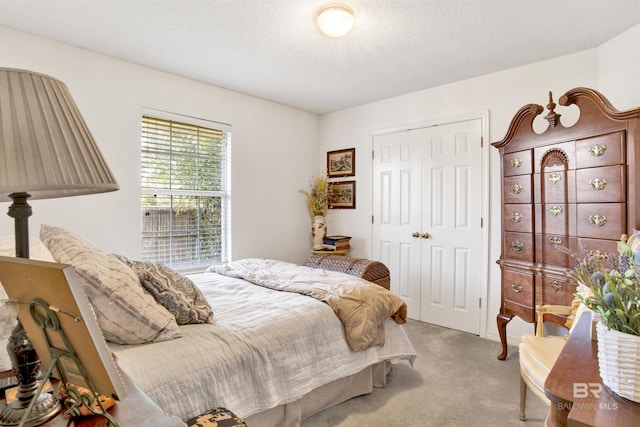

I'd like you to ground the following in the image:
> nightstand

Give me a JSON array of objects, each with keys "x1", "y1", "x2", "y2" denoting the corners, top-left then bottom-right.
[{"x1": 0, "y1": 372, "x2": 185, "y2": 427}]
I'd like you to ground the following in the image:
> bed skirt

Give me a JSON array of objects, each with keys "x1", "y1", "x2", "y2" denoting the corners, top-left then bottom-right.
[{"x1": 244, "y1": 360, "x2": 391, "y2": 427}]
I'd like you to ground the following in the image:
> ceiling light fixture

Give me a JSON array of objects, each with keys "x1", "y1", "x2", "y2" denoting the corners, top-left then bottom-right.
[{"x1": 316, "y1": 4, "x2": 354, "y2": 37}]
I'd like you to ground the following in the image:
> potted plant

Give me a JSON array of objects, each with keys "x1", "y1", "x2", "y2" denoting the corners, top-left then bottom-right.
[
  {"x1": 569, "y1": 231, "x2": 640, "y2": 402},
  {"x1": 300, "y1": 175, "x2": 331, "y2": 250}
]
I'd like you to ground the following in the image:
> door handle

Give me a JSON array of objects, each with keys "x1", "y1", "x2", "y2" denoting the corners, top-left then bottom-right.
[
  {"x1": 412, "y1": 232, "x2": 420, "y2": 238},
  {"x1": 421, "y1": 232, "x2": 430, "y2": 239}
]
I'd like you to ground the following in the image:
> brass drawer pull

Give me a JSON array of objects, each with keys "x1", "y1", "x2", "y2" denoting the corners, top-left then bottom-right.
[
  {"x1": 589, "y1": 178, "x2": 607, "y2": 191},
  {"x1": 550, "y1": 281, "x2": 563, "y2": 292},
  {"x1": 511, "y1": 241, "x2": 524, "y2": 251},
  {"x1": 510, "y1": 158, "x2": 523, "y2": 168},
  {"x1": 511, "y1": 184, "x2": 523, "y2": 194},
  {"x1": 549, "y1": 236, "x2": 563, "y2": 245},
  {"x1": 511, "y1": 212, "x2": 523, "y2": 223},
  {"x1": 549, "y1": 205, "x2": 563, "y2": 216},
  {"x1": 589, "y1": 214, "x2": 607, "y2": 227},
  {"x1": 511, "y1": 283, "x2": 524, "y2": 293},
  {"x1": 548, "y1": 173, "x2": 562, "y2": 184},
  {"x1": 588, "y1": 144, "x2": 607, "y2": 157}
]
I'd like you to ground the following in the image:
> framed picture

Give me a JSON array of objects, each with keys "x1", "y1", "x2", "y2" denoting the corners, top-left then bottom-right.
[
  {"x1": 329, "y1": 180, "x2": 356, "y2": 209},
  {"x1": 327, "y1": 148, "x2": 355, "y2": 177},
  {"x1": 0, "y1": 256, "x2": 127, "y2": 400}
]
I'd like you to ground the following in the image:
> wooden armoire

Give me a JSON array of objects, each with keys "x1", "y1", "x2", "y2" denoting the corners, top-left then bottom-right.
[{"x1": 492, "y1": 88, "x2": 640, "y2": 360}]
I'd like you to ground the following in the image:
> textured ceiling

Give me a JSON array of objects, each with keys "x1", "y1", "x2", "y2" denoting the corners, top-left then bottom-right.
[{"x1": 0, "y1": 0, "x2": 638, "y2": 115}]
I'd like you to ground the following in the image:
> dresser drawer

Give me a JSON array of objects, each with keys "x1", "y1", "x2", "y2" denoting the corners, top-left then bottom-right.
[
  {"x1": 539, "y1": 203, "x2": 574, "y2": 236},
  {"x1": 504, "y1": 175, "x2": 532, "y2": 204},
  {"x1": 504, "y1": 232, "x2": 534, "y2": 261},
  {"x1": 503, "y1": 270, "x2": 534, "y2": 310},
  {"x1": 576, "y1": 203, "x2": 625, "y2": 240},
  {"x1": 539, "y1": 170, "x2": 575, "y2": 204},
  {"x1": 503, "y1": 204, "x2": 533, "y2": 232},
  {"x1": 571, "y1": 237, "x2": 619, "y2": 259},
  {"x1": 539, "y1": 276, "x2": 576, "y2": 307},
  {"x1": 504, "y1": 300, "x2": 535, "y2": 323},
  {"x1": 503, "y1": 150, "x2": 532, "y2": 176},
  {"x1": 535, "y1": 234, "x2": 572, "y2": 267},
  {"x1": 576, "y1": 132, "x2": 624, "y2": 169},
  {"x1": 576, "y1": 165, "x2": 625, "y2": 203}
]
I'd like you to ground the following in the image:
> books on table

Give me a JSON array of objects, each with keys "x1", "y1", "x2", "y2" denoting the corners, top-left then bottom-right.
[{"x1": 322, "y1": 235, "x2": 351, "y2": 251}]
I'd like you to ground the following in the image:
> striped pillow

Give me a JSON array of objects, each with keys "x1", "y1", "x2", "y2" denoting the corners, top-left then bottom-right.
[{"x1": 40, "y1": 224, "x2": 181, "y2": 345}]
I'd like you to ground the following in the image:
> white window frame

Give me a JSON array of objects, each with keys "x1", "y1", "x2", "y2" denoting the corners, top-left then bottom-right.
[{"x1": 140, "y1": 108, "x2": 231, "y2": 272}]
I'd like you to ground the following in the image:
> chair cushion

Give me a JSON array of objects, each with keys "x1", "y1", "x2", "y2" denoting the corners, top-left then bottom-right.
[{"x1": 519, "y1": 334, "x2": 566, "y2": 392}]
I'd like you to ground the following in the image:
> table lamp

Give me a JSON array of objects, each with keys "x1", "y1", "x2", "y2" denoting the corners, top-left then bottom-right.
[{"x1": 0, "y1": 68, "x2": 119, "y2": 426}]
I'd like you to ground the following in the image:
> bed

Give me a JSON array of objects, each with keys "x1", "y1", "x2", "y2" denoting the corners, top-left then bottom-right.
[
  {"x1": 110, "y1": 262, "x2": 416, "y2": 425},
  {"x1": 0, "y1": 227, "x2": 417, "y2": 427}
]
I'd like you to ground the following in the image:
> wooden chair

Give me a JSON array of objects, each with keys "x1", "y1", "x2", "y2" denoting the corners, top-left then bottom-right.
[{"x1": 518, "y1": 289, "x2": 592, "y2": 421}]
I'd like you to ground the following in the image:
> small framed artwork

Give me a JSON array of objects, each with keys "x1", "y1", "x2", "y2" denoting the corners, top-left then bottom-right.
[
  {"x1": 329, "y1": 180, "x2": 356, "y2": 209},
  {"x1": 327, "y1": 148, "x2": 355, "y2": 178}
]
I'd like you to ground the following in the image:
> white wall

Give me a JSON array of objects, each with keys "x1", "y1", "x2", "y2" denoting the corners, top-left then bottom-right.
[
  {"x1": 318, "y1": 24, "x2": 640, "y2": 346},
  {"x1": 597, "y1": 25, "x2": 640, "y2": 110},
  {"x1": 0, "y1": 26, "x2": 320, "y2": 265}
]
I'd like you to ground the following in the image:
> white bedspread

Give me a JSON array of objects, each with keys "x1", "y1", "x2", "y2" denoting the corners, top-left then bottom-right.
[{"x1": 110, "y1": 270, "x2": 417, "y2": 421}]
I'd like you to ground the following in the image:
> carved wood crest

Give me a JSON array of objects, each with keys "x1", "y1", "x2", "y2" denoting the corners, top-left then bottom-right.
[{"x1": 541, "y1": 147, "x2": 568, "y2": 169}]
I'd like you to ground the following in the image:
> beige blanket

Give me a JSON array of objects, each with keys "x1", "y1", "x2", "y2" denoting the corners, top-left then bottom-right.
[{"x1": 207, "y1": 258, "x2": 407, "y2": 351}]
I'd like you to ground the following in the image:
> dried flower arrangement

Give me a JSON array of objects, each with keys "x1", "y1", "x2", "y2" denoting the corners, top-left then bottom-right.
[
  {"x1": 567, "y1": 231, "x2": 640, "y2": 336},
  {"x1": 300, "y1": 175, "x2": 331, "y2": 217}
]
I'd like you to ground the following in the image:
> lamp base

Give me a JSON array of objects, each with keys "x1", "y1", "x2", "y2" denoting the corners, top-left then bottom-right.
[
  {"x1": 1, "y1": 321, "x2": 61, "y2": 426},
  {"x1": 0, "y1": 388, "x2": 61, "y2": 427}
]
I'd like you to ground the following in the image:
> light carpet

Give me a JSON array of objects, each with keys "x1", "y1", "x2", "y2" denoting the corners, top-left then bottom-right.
[{"x1": 302, "y1": 319, "x2": 548, "y2": 426}]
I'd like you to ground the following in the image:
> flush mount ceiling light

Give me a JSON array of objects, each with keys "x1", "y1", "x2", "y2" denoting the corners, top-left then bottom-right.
[{"x1": 316, "y1": 4, "x2": 354, "y2": 37}]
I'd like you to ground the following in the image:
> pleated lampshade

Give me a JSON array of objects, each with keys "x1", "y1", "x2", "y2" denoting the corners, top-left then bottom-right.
[{"x1": 0, "y1": 68, "x2": 119, "y2": 201}]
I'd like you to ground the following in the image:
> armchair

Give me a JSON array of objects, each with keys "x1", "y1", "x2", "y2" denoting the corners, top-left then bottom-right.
[{"x1": 518, "y1": 293, "x2": 591, "y2": 421}]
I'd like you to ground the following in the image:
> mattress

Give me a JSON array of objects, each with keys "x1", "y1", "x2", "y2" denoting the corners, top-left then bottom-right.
[{"x1": 109, "y1": 270, "x2": 417, "y2": 421}]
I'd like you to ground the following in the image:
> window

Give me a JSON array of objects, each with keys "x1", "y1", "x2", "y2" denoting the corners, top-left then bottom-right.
[{"x1": 140, "y1": 110, "x2": 231, "y2": 267}]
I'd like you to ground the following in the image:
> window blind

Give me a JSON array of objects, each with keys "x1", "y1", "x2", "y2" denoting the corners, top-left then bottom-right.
[{"x1": 140, "y1": 112, "x2": 231, "y2": 266}]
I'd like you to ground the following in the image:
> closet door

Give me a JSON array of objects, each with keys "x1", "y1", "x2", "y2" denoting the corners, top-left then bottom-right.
[
  {"x1": 419, "y1": 120, "x2": 483, "y2": 334},
  {"x1": 372, "y1": 129, "x2": 423, "y2": 318},
  {"x1": 373, "y1": 119, "x2": 483, "y2": 334}
]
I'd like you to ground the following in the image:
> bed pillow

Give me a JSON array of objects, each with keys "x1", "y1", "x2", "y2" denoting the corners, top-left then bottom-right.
[
  {"x1": 117, "y1": 256, "x2": 214, "y2": 325},
  {"x1": 0, "y1": 235, "x2": 59, "y2": 371},
  {"x1": 0, "y1": 236, "x2": 57, "y2": 262},
  {"x1": 40, "y1": 224, "x2": 181, "y2": 345}
]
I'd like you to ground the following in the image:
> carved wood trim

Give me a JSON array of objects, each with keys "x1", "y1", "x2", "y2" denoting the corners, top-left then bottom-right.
[
  {"x1": 544, "y1": 91, "x2": 561, "y2": 128},
  {"x1": 559, "y1": 87, "x2": 640, "y2": 121},
  {"x1": 540, "y1": 147, "x2": 569, "y2": 168},
  {"x1": 491, "y1": 104, "x2": 544, "y2": 148}
]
